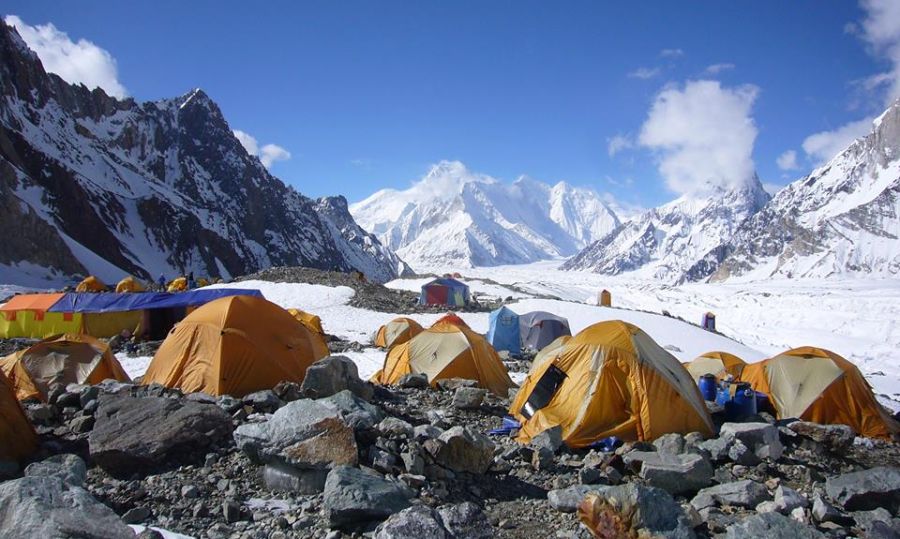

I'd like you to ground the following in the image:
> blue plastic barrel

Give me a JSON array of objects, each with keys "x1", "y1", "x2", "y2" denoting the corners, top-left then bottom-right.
[
  {"x1": 731, "y1": 384, "x2": 758, "y2": 418},
  {"x1": 698, "y1": 374, "x2": 718, "y2": 401}
]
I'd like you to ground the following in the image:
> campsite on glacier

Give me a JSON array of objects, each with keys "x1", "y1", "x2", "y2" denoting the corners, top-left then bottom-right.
[{"x1": 3, "y1": 2, "x2": 900, "y2": 539}]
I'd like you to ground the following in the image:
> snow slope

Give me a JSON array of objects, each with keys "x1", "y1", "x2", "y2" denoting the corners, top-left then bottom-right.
[{"x1": 350, "y1": 161, "x2": 620, "y2": 270}]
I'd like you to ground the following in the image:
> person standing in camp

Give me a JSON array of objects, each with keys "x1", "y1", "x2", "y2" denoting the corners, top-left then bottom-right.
[
  {"x1": 188, "y1": 271, "x2": 196, "y2": 290},
  {"x1": 157, "y1": 273, "x2": 166, "y2": 291}
]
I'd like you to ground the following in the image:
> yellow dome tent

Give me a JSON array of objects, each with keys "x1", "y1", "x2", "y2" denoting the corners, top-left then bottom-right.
[
  {"x1": 0, "y1": 369, "x2": 37, "y2": 462},
  {"x1": 742, "y1": 346, "x2": 899, "y2": 439},
  {"x1": 0, "y1": 334, "x2": 131, "y2": 402},
  {"x1": 686, "y1": 351, "x2": 747, "y2": 382},
  {"x1": 510, "y1": 320, "x2": 714, "y2": 448},
  {"x1": 374, "y1": 317, "x2": 424, "y2": 349},
  {"x1": 287, "y1": 308, "x2": 325, "y2": 336},
  {"x1": 372, "y1": 321, "x2": 515, "y2": 396},
  {"x1": 167, "y1": 277, "x2": 188, "y2": 292},
  {"x1": 115, "y1": 276, "x2": 145, "y2": 293},
  {"x1": 142, "y1": 295, "x2": 330, "y2": 397},
  {"x1": 76, "y1": 276, "x2": 108, "y2": 293}
]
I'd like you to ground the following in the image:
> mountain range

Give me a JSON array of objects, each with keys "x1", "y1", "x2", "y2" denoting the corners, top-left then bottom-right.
[{"x1": 0, "y1": 22, "x2": 408, "y2": 286}]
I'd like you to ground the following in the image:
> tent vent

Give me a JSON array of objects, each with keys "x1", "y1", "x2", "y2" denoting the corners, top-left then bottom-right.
[{"x1": 520, "y1": 364, "x2": 567, "y2": 420}]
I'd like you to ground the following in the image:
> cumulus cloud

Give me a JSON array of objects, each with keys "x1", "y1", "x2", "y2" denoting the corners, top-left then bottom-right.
[
  {"x1": 660, "y1": 48, "x2": 684, "y2": 58},
  {"x1": 704, "y1": 63, "x2": 735, "y2": 75},
  {"x1": 627, "y1": 67, "x2": 660, "y2": 80},
  {"x1": 638, "y1": 80, "x2": 759, "y2": 195},
  {"x1": 233, "y1": 129, "x2": 292, "y2": 169},
  {"x1": 4, "y1": 15, "x2": 127, "y2": 98},
  {"x1": 776, "y1": 150, "x2": 799, "y2": 171},
  {"x1": 607, "y1": 134, "x2": 633, "y2": 156},
  {"x1": 802, "y1": 117, "x2": 873, "y2": 164}
]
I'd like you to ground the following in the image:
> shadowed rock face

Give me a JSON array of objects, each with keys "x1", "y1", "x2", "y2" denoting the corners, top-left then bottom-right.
[{"x1": 0, "y1": 21, "x2": 406, "y2": 283}]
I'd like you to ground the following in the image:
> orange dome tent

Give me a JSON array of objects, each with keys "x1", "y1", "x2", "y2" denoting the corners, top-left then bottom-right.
[
  {"x1": 372, "y1": 321, "x2": 515, "y2": 396},
  {"x1": 115, "y1": 276, "x2": 145, "y2": 293},
  {"x1": 0, "y1": 369, "x2": 37, "y2": 462},
  {"x1": 510, "y1": 320, "x2": 714, "y2": 448},
  {"x1": 432, "y1": 312, "x2": 469, "y2": 329},
  {"x1": 0, "y1": 334, "x2": 130, "y2": 402},
  {"x1": 167, "y1": 277, "x2": 188, "y2": 293},
  {"x1": 142, "y1": 295, "x2": 330, "y2": 397},
  {"x1": 686, "y1": 351, "x2": 747, "y2": 382},
  {"x1": 287, "y1": 308, "x2": 325, "y2": 336},
  {"x1": 374, "y1": 317, "x2": 424, "y2": 349},
  {"x1": 76, "y1": 276, "x2": 108, "y2": 293},
  {"x1": 742, "y1": 346, "x2": 899, "y2": 439}
]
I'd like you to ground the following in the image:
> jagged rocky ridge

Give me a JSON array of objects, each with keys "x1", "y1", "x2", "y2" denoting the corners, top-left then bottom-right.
[{"x1": 0, "y1": 22, "x2": 406, "y2": 285}]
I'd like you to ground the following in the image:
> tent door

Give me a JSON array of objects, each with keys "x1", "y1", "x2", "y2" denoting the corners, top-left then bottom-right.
[{"x1": 520, "y1": 364, "x2": 567, "y2": 420}]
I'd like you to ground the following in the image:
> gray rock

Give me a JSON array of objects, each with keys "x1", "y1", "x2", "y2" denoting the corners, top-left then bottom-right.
[
  {"x1": 756, "y1": 501, "x2": 779, "y2": 514},
  {"x1": 26, "y1": 403, "x2": 56, "y2": 424},
  {"x1": 724, "y1": 512, "x2": 824, "y2": 538},
  {"x1": 242, "y1": 390, "x2": 283, "y2": 413},
  {"x1": 430, "y1": 426, "x2": 495, "y2": 474},
  {"x1": 89, "y1": 394, "x2": 233, "y2": 476},
  {"x1": 531, "y1": 446, "x2": 555, "y2": 471},
  {"x1": 691, "y1": 480, "x2": 770, "y2": 511},
  {"x1": 215, "y1": 395, "x2": 242, "y2": 413},
  {"x1": 437, "y1": 502, "x2": 492, "y2": 539},
  {"x1": 530, "y1": 425, "x2": 563, "y2": 454},
  {"x1": 323, "y1": 466, "x2": 413, "y2": 528},
  {"x1": 639, "y1": 453, "x2": 714, "y2": 495},
  {"x1": 301, "y1": 355, "x2": 374, "y2": 400},
  {"x1": 825, "y1": 466, "x2": 900, "y2": 513},
  {"x1": 548, "y1": 484, "x2": 612, "y2": 512},
  {"x1": 413, "y1": 424, "x2": 443, "y2": 441},
  {"x1": 773, "y1": 485, "x2": 808, "y2": 514},
  {"x1": 728, "y1": 439, "x2": 761, "y2": 466},
  {"x1": 852, "y1": 508, "x2": 894, "y2": 532},
  {"x1": 370, "y1": 447, "x2": 398, "y2": 473},
  {"x1": 233, "y1": 398, "x2": 357, "y2": 476},
  {"x1": 579, "y1": 467, "x2": 602, "y2": 484},
  {"x1": 398, "y1": 373, "x2": 429, "y2": 389},
  {"x1": 319, "y1": 390, "x2": 384, "y2": 430},
  {"x1": 787, "y1": 421, "x2": 855, "y2": 453},
  {"x1": 451, "y1": 387, "x2": 486, "y2": 409},
  {"x1": 578, "y1": 483, "x2": 696, "y2": 538},
  {"x1": 70, "y1": 414, "x2": 95, "y2": 433},
  {"x1": 401, "y1": 451, "x2": 425, "y2": 475},
  {"x1": 720, "y1": 422, "x2": 784, "y2": 461},
  {"x1": 79, "y1": 386, "x2": 100, "y2": 408},
  {"x1": 654, "y1": 433, "x2": 686, "y2": 455},
  {"x1": 374, "y1": 505, "x2": 449, "y2": 539},
  {"x1": 122, "y1": 506, "x2": 151, "y2": 524},
  {"x1": 0, "y1": 475, "x2": 135, "y2": 539},
  {"x1": 435, "y1": 378, "x2": 477, "y2": 391},
  {"x1": 263, "y1": 462, "x2": 329, "y2": 494},
  {"x1": 811, "y1": 495, "x2": 842, "y2": 523},
  {"x1": 378, "y1": 417, "x2": 414, "y2": 438},
  {"x1": 868, "y1": 521, "x2": 900, "y2": 539},
  {"x1": 24, "y1": 454, "x2": 86, "y2": 487},
  {"x1": 700, "y1": 437, "x2": 731, "y2": 462},
  {"x1": 184, "y1": 392, "x2": 217, "y2": 404}
]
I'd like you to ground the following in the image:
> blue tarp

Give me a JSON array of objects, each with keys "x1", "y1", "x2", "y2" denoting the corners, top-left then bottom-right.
[
  {"x1": 487, "y1": 306, "x2": 520, "y2": 354},
  {"x1": 48, "y1": 289, "x2": 263, "y2": 313}
]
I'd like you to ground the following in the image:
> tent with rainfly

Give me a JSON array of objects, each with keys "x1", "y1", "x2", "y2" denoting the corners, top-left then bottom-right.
[
  {"x1": 0, "y1": 334, "x2": 131, "y2": 402},
  {"x1": 374, "y1": 317, "x2": 424, "y2": 349},
  {"x1": 116, "y1": 276, "x2": 145, "y2": 293},
  {"x1": 372, "y1": 321, "x2": 516, "y2": 396},
  {"x1": 486, "y1": 306, "x2": 520, "y2": 354},
  {"x1": 0, "y1": 369, "x2": 37, "y2": 462},
  {"x1": 519, "y1": 311, "x2": 571, "y2": 351},
  {"x1": 686, "y1": 351, "x2": 747, "y2": 382},
  {"x1": 76, "y1": 275, "x2": 108, "y2": 292},
  {"x1": 742, "y1": 346, "x2": 899, "y2": 439},
  {"x1": 510, "y1": 320, "x2": 714, "y2": 448},
  {"x1": 418, "y1": 278, "x2": 469, "y2": 307},
  {"x1": 141, "y1": 295, "x2": 330, "y2": 397}
]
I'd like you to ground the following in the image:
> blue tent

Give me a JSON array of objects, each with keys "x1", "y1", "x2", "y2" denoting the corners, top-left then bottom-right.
[
  {"x1": 418, "y1": 278, "x2": 470, "y2": 307},
  {"x1": 487, "y1": 306, "x2": 520, "y2": 354},
  {"x1": 48, "y1": 289, "x2": 263, "y2": 313}
]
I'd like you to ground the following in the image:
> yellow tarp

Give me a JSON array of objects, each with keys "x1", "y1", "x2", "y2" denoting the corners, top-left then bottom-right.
[
  {"x1": 115, "y1": 276, "x2": 145, "y2": 293},
  {"x1": 510, "y1": 320, "x2": 714, "y2": 448},
  {"x1": 0, "y1": 369, "x2": 37, "y2": 461},
  {"x1": 76, "y1": 275, "x2": 108, "y2": 292},
  {"x1": 0, "y1": 293, "x2": 83, "y2": 338},
  {"x1": 372, "y1": 322, "x2": 515, "y2": 396},
  {"x1": 743, "y1": 346, "x2": 899, "y2": 439},
  {"x1": 142, "y1": 295, "x2": 330, "y2": 397},
  {"x1": 82, "y1": 311, "x2": 144, "y2": 338}
]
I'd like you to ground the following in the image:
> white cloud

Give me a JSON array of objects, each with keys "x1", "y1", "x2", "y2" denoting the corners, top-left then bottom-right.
[
  {"x1": 233, "y1": 129, "x2": 291, "y2": 169},
  {"x1": 763, "y1": 182, "x2": 784, "y2": 196},
  {"x1": 4, "y1": 15, "x2": 127, "y2": 98},
  {"x1": 627, "y1": 67, "x2": 660, "y2": 80},
  {"x1": 776, "y1": 150, "x2": 799, "y2": 171},
  {"x1": 704, "y1": 63, "x2": 735, "y2": 75},
  {"x1": 660, "y1": 48, "x2": 684, "y2": 58},
  {"x1": 607, "y1": 134, "x2": 633, "y2": 156},
  {"x1": 859, "y1": 0, "x2": 900, "y2": 104},
  {"x1": 801, "y1": 117, "x2": 873, "y2": 163},
  {"x1": 638, "y1": 80, "x2": 759, "y2": 195}
]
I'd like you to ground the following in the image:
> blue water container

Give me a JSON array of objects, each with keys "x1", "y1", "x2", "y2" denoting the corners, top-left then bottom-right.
[
  {"x1": 716, "y1": 382, "x2": 758, "y2": 420},
  {"x1": 698, "y1": 374, "x2": 718, "y2": 401}
]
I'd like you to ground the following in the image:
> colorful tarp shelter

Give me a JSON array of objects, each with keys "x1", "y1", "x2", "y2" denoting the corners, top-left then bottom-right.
[
  {"x1": 519, "y1": 311, "x2": 571, "y2": 351},
  {"x1": 487, "y1": 306, "x2": 520, "y2": 354},
  {"x1": 374, "y1": 317, "x2": 424, "y2": 349},
  {"x1": 419, "y1": 278, "x2": 469, "y2": 307},
  {"x1": 0, "y1": 293, "x2": 81, "y2": 338},
  {"x1": 0, "y1": 369, "x2": 37, "y2": 462},
  {"x1": 742, "y1": 346, "x2": 899, "y2": 439},
  {"x1": 510, "y1": 320, "x2": 714, "y2": 448},
  {"x1": 141, "y1": 295, "x2": 330, "y2": 397},
  {"x1": 372, "y1": 321, "x2": 515, "y2": 396},
  {"x1": 0, "y1": 334, "x2": 131, "y2": 402},
  {"x1": 686, "y1": 351, "x2": 747, "y2": 382}
]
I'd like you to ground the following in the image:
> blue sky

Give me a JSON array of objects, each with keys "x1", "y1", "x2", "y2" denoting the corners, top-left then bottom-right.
[{"x1": 5, "y1": 1, "x2": 898, "y2": 208}]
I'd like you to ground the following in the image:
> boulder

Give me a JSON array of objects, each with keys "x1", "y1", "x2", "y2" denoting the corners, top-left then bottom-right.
[
  {"x1": 398, "y1": 373, "x2": 429, "y2": 389},
  {"x1": 429, "y1": 426, "x2": 495, "y2": 474},
  {"x1": 320, "y1": 390, "x2": 384, "y2": 430},
  {"x1": 530, "y1": 425, "x2": 563, "y2": 454},
  {"x1": 653, "y1": 433, "x2": 686, "y2": 455},
  {"x1": 233, "y1": 398, "x2": 357, "y2": 490},
  {"x1": 699, "y1": 437, "x2": 731, "y2": 462},
  {"x1": 548, "y1": 485, "x2": 612, "y2": 513},
  {"x1": 24, "y1": 454, "x2": 86, "y2": 487},
  {"x1": 719, "y1": 422, "x2": 784, "y2": 461},
  {"x1": 435, "y1": 378, "x2": 477, "y2": 391},
  {"x1": 323, "y1": 466, "x2": 413, "y2": 529},
  {"x1": 374, "y1": 505, "x2": 449, "y2": 539},
  {"x1": 578, "y1": 483, "x2": 696, "y2": 538},
  {"x1": 413, "y1": 424, "x2": 443, "y2": 441},
  {"x1": 825, "y1": 466, "x2": 900, "y2": 513},
  {"x1": 263, "y1": 462, "x2": 329, "y2": 495},
  {"x1": 436, "y1": 502, "x2": 493, "y2": 539},
  {"x1": 773, "y1": 485, "x2": 808, "y2": 514},
  {"x1": 787, "y1": 421, "x2": 855, "y2": 453},
  {"x1": 852, "y1": 508, "x2": 895, "y2": 533},
  {"x1": 378, "y1": 417, "x2": 414, "y2": 439},
  {"x1": 724, "y1": 512, "x2": 825, "y2": 538},
  {"x1": 639, "y1": 453, "x2": 714, "y2": 495},
  {"x1": 241, "y1": 390, "x2": 283, "y2": 413},
  {"x1": 691, "y1": 480, "x2": 770, "y2": 511},
  {"x1": 728, "y1": 439, "x2": 761, "y2": 466},
  {"x1": 0, "y1": 475, "x2": 135, "y2": 539},
  {"x1": 89, "y1": 394, "x2": 233, "y2": 476},
  {"x1": 300, "y1": 355, "x2": 374, "y2": 400},
  {"x1": 451, "y1": 387, "x2": 486, "y2": 409},
  {"x1": 811, "y1": 495, "x2": 842, "y2": 523}
]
